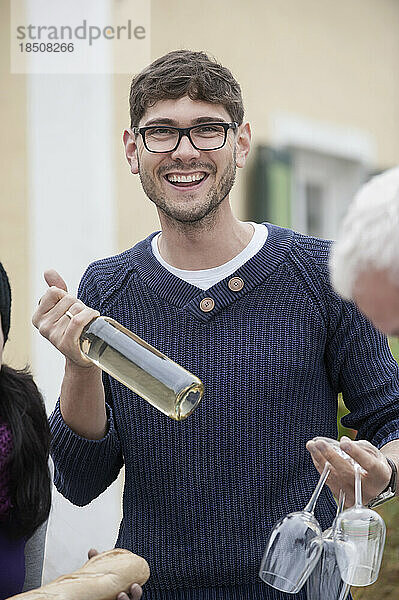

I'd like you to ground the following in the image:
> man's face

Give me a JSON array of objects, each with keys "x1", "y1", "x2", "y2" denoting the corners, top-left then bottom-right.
[
  {"x1": 353, "y1": 268, "x2": 399, "y2": 336},
  {"x1": 124, "y1": 96, "x2": 250, "y2": 224}
]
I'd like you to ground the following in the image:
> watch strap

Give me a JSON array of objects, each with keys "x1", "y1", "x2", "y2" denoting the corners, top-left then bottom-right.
[{"x1": 367, "y1": 456, "x2": 397, "y2": 508}]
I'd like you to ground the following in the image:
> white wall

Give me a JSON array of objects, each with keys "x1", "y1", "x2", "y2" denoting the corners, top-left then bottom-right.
[{"x1": 27, "y1": 0, "x2": 122, "y2": 581}]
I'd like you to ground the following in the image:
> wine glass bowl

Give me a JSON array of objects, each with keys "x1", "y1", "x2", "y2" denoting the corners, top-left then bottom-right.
[
  {"x1": 334, "y1": 505, "x2": 386, "y2": 586},
  {"x1": 333, "y1": 464, "x2": 386, "y2": 586},
  {"x1": 259, "y1": 462, "x2": 331, "y2": 593},
  {"x1": 307, "y1": 533, "x2": 351, "y2": 600},
  {"x1": 259, "y1": 510, "x2": 323, "y2": 593},
  {"x1": 306, "y1": 491, "x2": 351, "y2": 600}
]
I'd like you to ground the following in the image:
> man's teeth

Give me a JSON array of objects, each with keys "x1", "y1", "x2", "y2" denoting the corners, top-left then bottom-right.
[{"x1": 167, "y1": 173, "x2": 205, "y2": 183}]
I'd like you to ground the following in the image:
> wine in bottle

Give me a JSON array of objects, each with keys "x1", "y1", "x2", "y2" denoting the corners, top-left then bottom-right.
[{"x1": 79, "y1": 316, "x2": 203, "y2": 421}]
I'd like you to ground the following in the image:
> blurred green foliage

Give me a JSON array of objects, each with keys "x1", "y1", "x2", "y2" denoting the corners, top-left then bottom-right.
[
  {"x1": 337, "y1": 394, "x2": 356, "y2": 440},
  {"x1": 388, "y1": 336, "x2": 399, "y2": 361}
]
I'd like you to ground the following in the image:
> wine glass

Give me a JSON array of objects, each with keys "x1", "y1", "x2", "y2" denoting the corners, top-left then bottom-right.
[
  {"x1": 306, "y1": 490, "x2": 351, "y2": 600},
  {"x1": 259, "y1": 462, "x2": 330, "y2": 593},
  {"x1": 333, "y1": 463, "x2": 386, "y2": 586}
]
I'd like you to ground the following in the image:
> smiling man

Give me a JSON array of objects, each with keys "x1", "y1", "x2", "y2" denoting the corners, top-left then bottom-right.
[
  {"x1": 33, "y1": 51, "x2": 399, "y2": 600},
  {"x1": 126, "y1": 98, "x2": 242, "y2": 226}
]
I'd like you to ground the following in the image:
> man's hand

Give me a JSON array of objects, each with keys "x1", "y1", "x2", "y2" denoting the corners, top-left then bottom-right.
[
  {"x1": 32, "y1": 269, "x2": 100, "y2": 368},
  {"x1": 306, "y1": 436, "x2": 392, "y2": 507},
  {"x1": 87, "y1": 549, "x2": 143, "y2": 600}
]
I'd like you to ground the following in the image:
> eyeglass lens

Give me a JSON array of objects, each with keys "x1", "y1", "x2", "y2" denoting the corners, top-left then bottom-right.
[{"x1": 145, "y1": 124, "x2": 227, "y2": 152}]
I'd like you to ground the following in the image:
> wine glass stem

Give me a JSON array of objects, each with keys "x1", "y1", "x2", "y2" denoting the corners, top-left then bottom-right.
[
  {"x1": 332, "y1": 489, "x2": 346, "y2": 531},
  {"x1": 354, "y1": 464, "x2": 363, "y2": 508},
  {"x1": 337, "y1": 489, "x2": 345, "y2": 514},
  {"x1": 304, "y1": 461, "x2": 331, "y2": 513}
]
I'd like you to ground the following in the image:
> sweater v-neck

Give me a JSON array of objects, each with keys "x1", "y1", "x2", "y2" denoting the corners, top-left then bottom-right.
[{"x1": 128, "y1": 223, "x2": 294, "y2": 322}]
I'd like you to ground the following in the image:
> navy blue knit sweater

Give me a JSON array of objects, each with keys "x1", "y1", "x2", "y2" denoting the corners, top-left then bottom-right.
[{"x1": 49, "y1": 224, "x2": 399, "y2": 599}]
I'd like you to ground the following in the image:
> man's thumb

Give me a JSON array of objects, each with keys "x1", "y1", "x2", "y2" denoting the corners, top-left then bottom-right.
[{"x1": 44, "y1": 269, "x2": 68, "y2": 292}]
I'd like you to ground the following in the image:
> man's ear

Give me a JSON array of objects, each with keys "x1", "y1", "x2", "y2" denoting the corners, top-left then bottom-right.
[
  {"x1": 123, "y1": 129, "x2": 139, "y2": 174},
  {"x1": 235, "y1": 122, "x2": 251, "y2": 169}
]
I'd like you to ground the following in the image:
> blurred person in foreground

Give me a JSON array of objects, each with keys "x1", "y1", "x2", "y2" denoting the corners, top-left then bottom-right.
[
  {"x1": 330, "y1": 166, "x2": 399, "y2": 338},
  {"x1": 0, "y1": 263, "x2": 51, "y2": 598},
  {"x1": 33, "y1": 51, "x2": 399, "y2": 600}
]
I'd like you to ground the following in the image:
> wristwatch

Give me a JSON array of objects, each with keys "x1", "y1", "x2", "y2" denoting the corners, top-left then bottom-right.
[{"x1": 367, "y1": 456, "x2": 397, "y2": 508}]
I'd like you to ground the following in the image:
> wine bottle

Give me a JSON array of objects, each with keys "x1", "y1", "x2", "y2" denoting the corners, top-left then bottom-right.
[{"x1": 79, "y1": 316, "x2": 203, "y2": 421}]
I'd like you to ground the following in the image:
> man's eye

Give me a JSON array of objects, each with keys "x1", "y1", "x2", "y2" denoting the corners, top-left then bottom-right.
[
  {"x1": 195, "y1": 125, "x2": 224, "y2": 136},
  {"x1": 148, "y1": 128, "x2": 175, "y2": 137}
]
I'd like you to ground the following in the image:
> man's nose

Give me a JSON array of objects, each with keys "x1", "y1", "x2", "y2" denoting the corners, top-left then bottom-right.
[{"x1": 170, "y1": 134, "x2": 201, "y2": 161}]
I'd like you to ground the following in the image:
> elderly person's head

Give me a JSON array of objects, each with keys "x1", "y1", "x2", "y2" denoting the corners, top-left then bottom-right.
[{"x1": 330, "y1": 166, "x2": 399, "y2": 336}]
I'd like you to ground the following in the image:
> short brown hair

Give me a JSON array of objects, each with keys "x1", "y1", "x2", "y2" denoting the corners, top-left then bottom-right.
[{"x1": 129, "y1": 50, "x2": 244, "y2": 127}]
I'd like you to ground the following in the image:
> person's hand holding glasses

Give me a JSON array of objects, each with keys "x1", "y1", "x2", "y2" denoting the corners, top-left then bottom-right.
[
  {"x1": 260, "y1": 437, "x2": 387, "y2": 596},
  {"x1": 307, "y1": 438, "x2": 386, "y2": 587}
]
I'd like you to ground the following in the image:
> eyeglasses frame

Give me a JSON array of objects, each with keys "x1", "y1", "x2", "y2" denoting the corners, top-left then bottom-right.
[{"x1": 132, "y1": 122, "x2": 239, "y2": 153}]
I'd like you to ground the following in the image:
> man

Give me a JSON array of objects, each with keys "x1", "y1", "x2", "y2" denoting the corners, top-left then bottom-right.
[
  {"x1": 330, "y1": 166, "x2": 399, "y2": 337},
  {"x1": 33, "y1": 51, "x2": 399, "y2": 599}
]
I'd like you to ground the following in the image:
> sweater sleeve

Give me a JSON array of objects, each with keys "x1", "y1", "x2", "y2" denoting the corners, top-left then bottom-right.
[
  {"x1": 323, "y1": 282, "x2": 399, "y2": 448},
  {"x1": 49, "y1": 397, "x2": 123, "y2": 506},
  {"x1": 48, "y1": 262, "x2": 124, "y2": 506}
]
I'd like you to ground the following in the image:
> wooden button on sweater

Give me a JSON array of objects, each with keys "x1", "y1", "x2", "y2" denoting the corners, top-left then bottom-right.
[
  {"x1": 199, "y1": 298, "x2": 215, "y2": 312},
  {"x1": 228, "y1": 277, "x2": 244, "y2": 291}
]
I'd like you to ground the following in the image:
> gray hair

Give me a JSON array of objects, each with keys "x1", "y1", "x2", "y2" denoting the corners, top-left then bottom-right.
[{"x1": 330, "y1": 166, "x2": 399, "y2": 300}]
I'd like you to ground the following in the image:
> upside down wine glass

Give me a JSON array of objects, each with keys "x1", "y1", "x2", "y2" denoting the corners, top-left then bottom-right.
[
  {"x1": 333, "y1": 463, "x2": 386, "y2": 586},
  {"x1": 259, "y1": 462, "x2": 330, "y2": 593},
  {"x1": 306, "y1": 490, "x2": 351, "y2": 600}
]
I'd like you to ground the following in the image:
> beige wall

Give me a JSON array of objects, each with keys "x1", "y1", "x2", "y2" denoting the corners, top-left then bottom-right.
[
  {"x1": 1, "y1": 0, "x2": 399, "y2": 368},
  {"x1": 0, "y1": 0, "x2": 28, "y2": 368}
]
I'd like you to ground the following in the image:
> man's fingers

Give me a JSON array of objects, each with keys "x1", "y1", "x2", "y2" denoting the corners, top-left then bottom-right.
[
  {"x1": 117, "y1": 585, "x2": 143, "y2": 600},
  {"x1": 307, "y1": 438, "x2": 351, "y2": 473},
  {"x1": 129, "y1": 584, "x2": 143, "y2": 600},
  {"x1": 33, "y1": 286, "x2": 98, "y2": 367},
  {"x1": 307, "y1": 438, "x2": 358, "y2": 506},
  {"x1": 306, "y1": 441, "x2": 326, "y2": 470},
  {"x1": 339, "y1": 436, "x2": 378, "y2": 471},
  {"x1": 36, "y1": 267, "x2": 69, "y2": 315},
  {"x1": 44, "y1": 268, "x2": 68, "y2": 292},
  {"x1": 339, "y1": 436, "x2": 391, "y2": 497},
  {"x1": 40, "y1": 295, "x2": 85, "y2": 324},
  {"x1": 307, "y1": 436, "x2": 392, "y2": 505},
  {"x1": 33, "y1": 286, "x2": 67, "y2": 323}
]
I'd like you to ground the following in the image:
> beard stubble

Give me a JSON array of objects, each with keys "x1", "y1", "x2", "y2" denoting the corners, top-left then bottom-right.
[{"x1": 137, "y1": 151, "x2": 237, "y2": 225}]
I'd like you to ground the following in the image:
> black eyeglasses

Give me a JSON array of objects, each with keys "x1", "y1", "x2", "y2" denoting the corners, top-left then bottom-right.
[{"x1": 132, "y1": 122, "x2": 238, "y2": 153}]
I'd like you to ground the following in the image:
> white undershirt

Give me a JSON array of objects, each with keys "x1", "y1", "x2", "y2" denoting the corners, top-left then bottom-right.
[{"x1": 151, "y1": 222, "x2": 268, "y2": 290}]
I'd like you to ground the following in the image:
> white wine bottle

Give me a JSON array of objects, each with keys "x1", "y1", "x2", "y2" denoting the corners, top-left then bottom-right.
[{"x1": 79, "y1": 316, "x2": 203, "y2": 421}]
